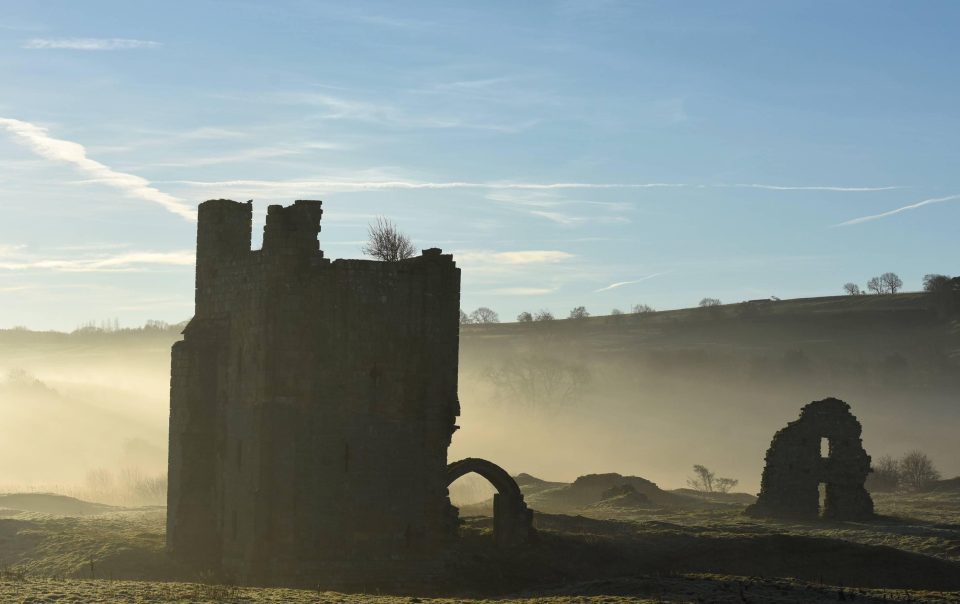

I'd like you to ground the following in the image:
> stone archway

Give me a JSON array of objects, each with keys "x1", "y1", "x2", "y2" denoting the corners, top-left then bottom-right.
[
  {"x1": 745, "y1": 397, "x2": 874, "y2": 520},
  {"x1": 447, "y1": 458, "x2": 535, "y2": 546}
]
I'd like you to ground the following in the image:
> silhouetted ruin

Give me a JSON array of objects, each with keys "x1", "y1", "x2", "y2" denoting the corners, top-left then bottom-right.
[
  {"x1": 167, "y1": 199, "x2": 533, "y2": 587},
  {"x1": 447, "y1": 458, "x2": 535, "y2": 547},
  {"x1": 746, "y1": 397, "x2": 874, "y2": 520}
]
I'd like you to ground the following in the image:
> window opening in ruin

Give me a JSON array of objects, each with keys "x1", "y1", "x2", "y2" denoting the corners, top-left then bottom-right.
[
  {"x1": 820, "y1": 437, "x2": 829, "y2": 458},
  {"x1": 818, "y1": 483, "x2": 827, "y2": 516}
]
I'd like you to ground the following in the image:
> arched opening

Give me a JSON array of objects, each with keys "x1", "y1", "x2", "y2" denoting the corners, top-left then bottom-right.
[
  {"x1": 446, "y1": 458, "x2": 535, "y2": 547},
  {"x1": 448, "y1": 473, "x2": 496, "y2": 511}
]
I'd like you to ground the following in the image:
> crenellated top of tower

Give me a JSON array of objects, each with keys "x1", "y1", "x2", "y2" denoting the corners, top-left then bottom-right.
[
  {"x1": 196, "y1": 199, "x2": 326, "y2": 264},
  {"x1": 196, "y1": 199, "x2": 253, "y2": 265},
  {"x1": 262, "y1": 200, "x2": 324, "y2": 257}
]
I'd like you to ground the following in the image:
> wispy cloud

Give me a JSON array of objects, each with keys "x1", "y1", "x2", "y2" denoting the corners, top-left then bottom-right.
[
  {"x1": 455, "y1": 249, "x2": 575, "y2": 273},
  {"x1": 0, "y1": 244, "x2": 27, "y2": 257},
  {"x1": 487, "y1": 250, "x2": 574, "y2": 264},
  {"x1": 485, "y1": 189, "x2": 635, "y2": 225},
  {"x1": 140, "y1": 144, "x2": 341, "y2": 169},
  {"x1": 833, "y1": 194, "x2": 960, "y2": 227},
  {"x1": 0, "y1": 117, "x2": 196, "y2": 221},
  {"x1": 528, "y1": 210, "x2": 629, "y2": 225},
  {"x1": 274, "y1": 91, "x2": 537, "y2": 132},
  {"x1": 594, "y1": 272, "x2": 667, "y2": 292},
  {"x1": 527, "y1": 210, "x2": 581, "y2": 225},
  {"x1": 453, "y1": 249, "x2": 576, "y2": 295},
  {"x1": 169, "y1": 177, "x2": 897, "y2": 196},
  {"x1": 178, "y1": 127, "x2": 247, "y2": 140},
  {"x1": 113, "y1": 296, "x2": 194, "y2": 311},
  {"x1": 22, "y1": 38, "x2": 161, "y2": 50},
  {"x1": 0, "y1": 250, "x2": 195, "y2": 272},
  {"x1": 168, "y1": 178, "x2": 687, "y2": 195},
  {"x1": 728, "y1": 184, "x2": 900, "y2": 192},
  {"x1": 490, "y1": 287, "x2": 557, "y2": 295},
  {"x1": 54, "y1": 242, "x2": 131, "y2": 252}
]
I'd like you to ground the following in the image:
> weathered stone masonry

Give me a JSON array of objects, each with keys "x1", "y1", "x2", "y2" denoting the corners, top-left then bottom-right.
[
  {"x1": 745, "y1": 397, "x2": 874, "y2": 520},
  {"x1": 167, "y1": 199, "x2": 530, "y2": 586}
]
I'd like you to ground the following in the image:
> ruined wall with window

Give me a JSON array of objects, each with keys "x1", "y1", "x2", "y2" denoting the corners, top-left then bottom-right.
[
  {"x1": 745, "y1": 397, "x2": 874, "y2": 520},
  {"x1": 167, "y1": 199, "x2": 463, "y2": 586}
]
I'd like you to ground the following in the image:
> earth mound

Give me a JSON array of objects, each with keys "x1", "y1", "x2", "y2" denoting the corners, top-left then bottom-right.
[
  {"x1": 587, "y1": 484, "x2": 652, "y2": 510},
  {"x1": 0, "y1": 493, "x2": 116, "y2": 516},
  {"x1": 524, "y1": 473, "x2": 691, "y2": 513}
]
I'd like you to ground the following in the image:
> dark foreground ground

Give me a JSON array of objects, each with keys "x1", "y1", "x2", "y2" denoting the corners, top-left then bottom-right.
[
  {"x1": 1, "y1": 575, "x2": 958, "y2": 604},
  {"x1": 2, "y1": 490, "x2": 960, "y2": 602}
]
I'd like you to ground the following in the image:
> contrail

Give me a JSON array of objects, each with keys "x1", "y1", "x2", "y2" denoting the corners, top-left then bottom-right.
[
  {"x1": 833, "y1": 194, "x2": 960, "y2": 227},
  {"x1": 594, "y1": 272, "x2": 666, "y2": 293},
  {"x1": 166, "y1": 179, "x2": 899, "y2": 193},
  {"x1": 165, "y1": 179, "x2": 689, "y2": 191},
  {"x1": 728, "y1": 184, "x2": 900, "y2": 192},
  {"x1": 0, "y1": 117, "x2": 196, "y2": 221}
]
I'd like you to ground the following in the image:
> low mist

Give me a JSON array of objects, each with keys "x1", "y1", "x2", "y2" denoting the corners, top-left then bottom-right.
[{"x1": 2, "y1": 298, "x2": 958, "y2": 507}]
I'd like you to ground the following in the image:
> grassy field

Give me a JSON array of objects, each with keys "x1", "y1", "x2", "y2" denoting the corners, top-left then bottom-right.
[
  {"x1": 2, "y1": 575, "x2": 959, "y2": 603},
  {"x1": 1, "y1": 491, "x2": 959, "y2": 602}
]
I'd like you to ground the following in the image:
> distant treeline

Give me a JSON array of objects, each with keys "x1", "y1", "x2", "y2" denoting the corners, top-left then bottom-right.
[
  {"x1": 462, "y1": 273, "x2": 960, "y2": 327},
  {"x1": 3, "y1": 319, "x2": 188, "y2": 337}
]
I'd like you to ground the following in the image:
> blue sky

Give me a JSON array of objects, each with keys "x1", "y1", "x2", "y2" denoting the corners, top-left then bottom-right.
[{"x1": 1, "y1": 1, "x2": 958, "y2": 330}]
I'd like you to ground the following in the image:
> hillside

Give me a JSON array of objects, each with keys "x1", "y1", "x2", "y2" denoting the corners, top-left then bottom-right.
[
  {"x1": 461, "y1": 292, "x2": 960, "y2": 359},
  {"x1": 1, "y1": 292, "x2": 957, "y2": 492}
]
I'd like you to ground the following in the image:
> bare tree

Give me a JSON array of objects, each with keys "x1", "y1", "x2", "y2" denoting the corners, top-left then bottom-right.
[
  {"x1": 459, "y1": 309, "x2": 471, "y2": 325},
  {"x1": 517, "y1": 311, "x2": 533, "y2": 322},
  {"x1": 534, "y1": 310, "x2": 555, "y2": 321},
  {"x1": 610, "y1": 308, "x2": 624, "y2": 315},
  {"x1": 483, "y1": 353, "x2": 591, "y2": 409},
  {"x1": 361, "y1": 216, "x2": 416, "y2": 262},
  {"x1": 469, "y1": 307, "x2": 500, "y2": 324},
  {"x1": 843, "y1": 282, "x2": 862, "y2": 296},
  {"x1": 699, "y1": 297, "x2": 722, "y2": 307},
  {"x1": 632, "y1": 303, "x2": 655, "y2": 313},
  {"x1": 899, "y1": 450, "x2": 940, "y2": 491},
  {"x1": 866, "y1": 276, "x2": 883, "y2": 295},
  {"x1": 568, "y1": 306, "x2": 590, "y2": 320},
  {"x1": 714, "y1": 477, "x2": 739, "y2": 494},
  {"x1": 687, "y1": 464, "x2": 715, "y2": 494},
  {"x1": 866, "y1": 455, "x2": 900, "y2": 492},
  {"x1": 880, "y1": 272, "x2": 903, "y2": 294}
]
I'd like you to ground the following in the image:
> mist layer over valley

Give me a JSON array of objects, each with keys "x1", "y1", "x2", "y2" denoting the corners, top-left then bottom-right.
[{"x1": 2, "y1": 291, "x2": 957, "y2": 506}]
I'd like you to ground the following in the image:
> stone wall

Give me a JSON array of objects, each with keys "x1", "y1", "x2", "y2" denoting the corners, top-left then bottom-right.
[{"x1": 745, "y1": 397, "x2": 874, "y2": 521}]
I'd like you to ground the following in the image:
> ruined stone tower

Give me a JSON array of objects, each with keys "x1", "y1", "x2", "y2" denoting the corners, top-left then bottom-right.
[
  {"x1": 167, "y1": 199, "x2": 463, "y2": 585},
  {"x1": 745, "y1": 397, "x2": 874, "y2": 521}
]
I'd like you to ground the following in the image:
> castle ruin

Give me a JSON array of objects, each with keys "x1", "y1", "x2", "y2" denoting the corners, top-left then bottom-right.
[
  {"x1": 167, "y1": 199, "x2": 532, "y2": 587},
  {"x1": 745, "y1": 397, "x2": 874, "y2": 520}
]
